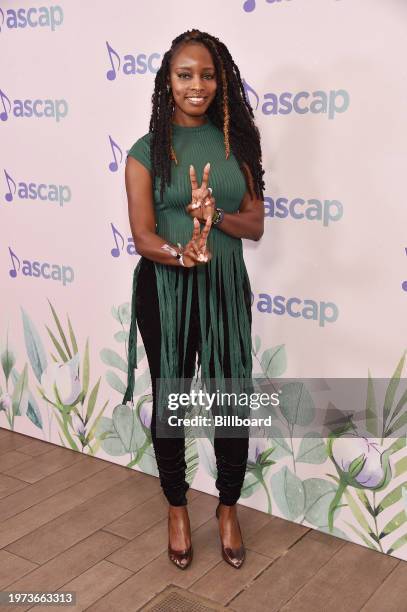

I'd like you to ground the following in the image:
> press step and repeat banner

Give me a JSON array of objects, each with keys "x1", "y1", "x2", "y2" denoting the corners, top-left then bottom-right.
[{"x1": 1, "y1": 0, "x2": 407, "y2": 560}]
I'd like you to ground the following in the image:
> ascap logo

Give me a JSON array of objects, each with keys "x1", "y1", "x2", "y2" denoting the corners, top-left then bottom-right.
[
  {"x1": 264, "y1": 196, "x2": 343, "y2": 226},
  {"x1": 3, "y1": 169, "x2": 71, "y2": 207},
  {"x1": 0, "y1": 88, "x2": 68, "y2": 122},
  {"x1": 106, "y1": 41, "x2": 161, "y2": 81},
  {"x1": 8, "y1": 247, "x2": 74, "y2": 285},
  {"x1": 251, "y1": 291, "x2": 339, "y2": 327},
  {"x1": 110, "y1": 223, "x2": 137, "y2": 257},
  {"x1": 243, "y1": 80, "x2": 349, "y2": 120},
  {"x1": 0, "y1": 6, "x2": 63, "y2": 32}
]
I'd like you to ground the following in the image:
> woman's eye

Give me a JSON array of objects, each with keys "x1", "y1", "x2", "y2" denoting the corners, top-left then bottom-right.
[{"x1": 177, "y1": 73, "x2": 215, "y2": 80}]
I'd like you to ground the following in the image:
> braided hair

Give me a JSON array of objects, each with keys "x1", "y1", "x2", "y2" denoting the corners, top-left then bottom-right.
[{"x1": 149, "y1": 29, "x2": 265, "y2": 203}]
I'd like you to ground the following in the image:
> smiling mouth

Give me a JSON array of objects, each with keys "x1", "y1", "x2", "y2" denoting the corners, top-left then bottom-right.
[{"x1": 186, "y1": 96, "x2": 207, "y2": 103}]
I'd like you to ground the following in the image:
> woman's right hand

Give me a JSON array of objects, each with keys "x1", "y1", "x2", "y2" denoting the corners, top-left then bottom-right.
[{"x1": 182, "y1": 216, "x2": 213, "y2": 267}]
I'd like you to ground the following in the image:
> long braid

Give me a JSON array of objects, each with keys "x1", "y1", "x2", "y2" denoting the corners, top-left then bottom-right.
[{"x1": 149, "y1": 29, "x2": 265, "y2": 202}]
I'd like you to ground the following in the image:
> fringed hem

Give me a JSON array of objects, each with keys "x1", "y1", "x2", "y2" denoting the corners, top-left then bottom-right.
[
  {"x1": 122, "y1": 258, "x2": 142, "y2": 406},
  {"x1": 154, "y1": 240, "x2": 253, "y2": 422},
  {"x1": 123, "y1": 241, "x2": 254, "y2": 421}
]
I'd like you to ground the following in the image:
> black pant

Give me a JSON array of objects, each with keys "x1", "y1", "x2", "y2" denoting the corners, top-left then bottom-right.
[{"x1": 135, "y1": 256, "x2": 249, "y2": 506}]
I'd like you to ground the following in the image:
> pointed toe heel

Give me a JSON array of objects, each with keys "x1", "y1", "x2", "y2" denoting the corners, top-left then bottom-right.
[
  {"x1": 215, "y1": 502, "x2": 246, "y2": 569},
  {"x1": 167, "y1": 542, "x2": 193, "y2": 570}
]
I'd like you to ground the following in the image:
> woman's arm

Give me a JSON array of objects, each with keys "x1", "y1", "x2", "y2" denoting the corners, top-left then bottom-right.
[
  {"x1": 126, "y1": 156, "x2": 211, "y2": 266},
  {"x1": 214, "y1": 163, "x2": 264, "y2": 241}
]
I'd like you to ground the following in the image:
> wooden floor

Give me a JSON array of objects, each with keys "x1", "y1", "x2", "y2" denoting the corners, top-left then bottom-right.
[{"x1": 1, "y1": 428, "x2": 406, "y2": 612}]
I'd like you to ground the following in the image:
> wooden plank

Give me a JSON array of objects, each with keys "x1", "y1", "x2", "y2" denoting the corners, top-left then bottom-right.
[
  {"x1": 244, "y1": 514, "x2": 310, "y2": 560},
  {"x1": 5, "y1": 472, "x2": 159, "y2": 563},
  {"x1": 0, "y1": 550, "x2": 37, "y2": 590},
  {"x1": 0, "y1": 464, "x2": 134, "y2": 548},
  {"x1": 27, "y1": 561, "x2": 133, "y2": 612},
  {"x1": 0, "y1": 455, "x2": 106, "y2": 521},
  {"x1": 361, "y1": 562, "x2": 407, "y2": 612},
  {"x1": 281, "y1": 542, "x2": 399, "y2": 612},
  {"x1": 230, "y1": 529, "x2": 346, "y2": 612},
  {"x1": 0, "y1": 473, "x2": 29, "y2": 499},
  {"x1": 1, "y1": 447, "x2": 83, "y2": 483},
  {"x1": 0, "y1": 450, "x2": 40, "y2": 472},
  {"x1": 0, "y1": 531, "x2": 127, "y2": 612}
]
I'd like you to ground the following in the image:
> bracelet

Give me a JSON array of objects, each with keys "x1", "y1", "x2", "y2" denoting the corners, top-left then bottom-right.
[
  {"x1": 161, "y1": 242, "x2": 186, "y2": 266},
  {"x1": 212, "y1": 207, "x2": 224, "y2": 226},
  {"x1": 176, "y1": 243, "x2": 186, "y2": 267}
]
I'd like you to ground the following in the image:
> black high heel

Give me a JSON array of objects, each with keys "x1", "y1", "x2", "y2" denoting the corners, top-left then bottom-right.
[
  {"x1": 167, "y1": 512, "x2": 193, "y2": 570},
  {"x1": 215, "y1": 502, "x2": 245, "y2": 569}
]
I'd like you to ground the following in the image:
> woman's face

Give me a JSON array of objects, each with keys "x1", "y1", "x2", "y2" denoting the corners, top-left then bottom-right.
[{"x1": 169, "y1": 42, "x2": 217, "y2": 122}]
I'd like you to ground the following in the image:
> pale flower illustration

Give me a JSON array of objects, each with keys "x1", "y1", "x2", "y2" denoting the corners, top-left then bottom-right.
[
  {"x1": 0, "y1": 393, "x2": 12, "y2": 412},
  {"x1": 248, "y1": 436, "x2": 270, "y2": 464},
  {"x1": 140, "y1": 399, "x2": 153, "y2": 429},
  {"x1": 331, "y1": 434, "x2": 389, "y2": 489},
  {"x1": 40, "y1": 353, "x2": 81, "y2": 405},
  {"x1": 72, "y1": 413, "x2": 86, "y2": 437}
]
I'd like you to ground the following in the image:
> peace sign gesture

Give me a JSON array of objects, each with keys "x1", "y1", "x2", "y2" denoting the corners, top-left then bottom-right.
[
  {"x1": 182, "y1": 216, "x2": 213, "y2": 267},
  {"x1": 185, "y1": 162, "x2": 216, "y2": 222}
]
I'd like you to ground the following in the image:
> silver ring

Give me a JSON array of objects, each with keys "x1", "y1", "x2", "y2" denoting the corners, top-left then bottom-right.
[{"x1": 208, "y1": 187, "x2": 213, "y2": 196}]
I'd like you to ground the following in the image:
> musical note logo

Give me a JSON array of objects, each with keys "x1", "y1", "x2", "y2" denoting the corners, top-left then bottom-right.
[
  {"x1": 242, "y1": 79, "x2": 259, "y2": 111},
  {"x1": 106, "y1": 41, "x2": 120, "y2": 81},
  {"x1": 8, "y1": 247, "x2": 20, "y2": 278},
  {"x1": 108, "y1": 136, "x2": 123, "y2": 172},
  {"x1": 111, "y1": 223, "x2": 125, "y2": 257},
  {"x1": 0, "y1": 8, "x2": 5, "y2": 33},
  {"x1": 243, "y1": 0, "x2": 256, "y2": 11},
  {"x1": 4, "y1": 169, "x2": 16, "y2": 202},
  {"x1": 402, "y1": 247, "x2": 407, "y2": 292},
  {"x1": 0, "y1": 89, "x2": 11, "y2": 122}
]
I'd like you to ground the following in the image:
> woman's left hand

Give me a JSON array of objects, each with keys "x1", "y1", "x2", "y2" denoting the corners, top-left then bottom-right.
[{"x1": 185, "y1": 163, "x2": 216, "y2": 223}]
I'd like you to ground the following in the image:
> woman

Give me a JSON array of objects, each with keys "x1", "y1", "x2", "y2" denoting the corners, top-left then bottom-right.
[{"x1": 123, "y1": 29, "x2": 265, "y2": 570}]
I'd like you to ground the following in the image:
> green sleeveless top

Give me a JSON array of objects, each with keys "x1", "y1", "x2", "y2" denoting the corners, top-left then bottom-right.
[{"x1": 122, "y1": 117, "x2": 253, "y2": 421}]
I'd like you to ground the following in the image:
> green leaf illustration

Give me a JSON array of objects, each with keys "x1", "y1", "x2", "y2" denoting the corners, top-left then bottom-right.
[
  {"x1": 45, "y1": 325, "x2": 68, "y2": 362},
  {"x1": 11, "y1": 368, "x2": 43, "y2": 429},
  {"x1": 240, "y1": 472, "x2": 263, "y2": 498},
  {"x1": 303, "y1": 478, "x2": 339, "y2": 527},
  {"x1": 47, "y1": 299, "x2": 72, "y2": 360},
  {"x1": 387, "y1": 533, "x2": 407, "y2": 554},
  {"x1": 260, "y1": 345, "x2": 287, "y2": 377},
  {"x1": 82, "y1": 339, "x2": 90, "y2": 400},
  {"x1": 106, "y1": 370, "x2": 127, "y2": 394},
  {"x1": 118, "y1": 303, "x2": 131, "y2": 325},
  {"x1": 252, "y1": 335, "x2": 261, "y2": 355},
  {"x1": 267, "y1": 426, "x2": 292, "y2": 459},
  {"x1": 271, "y1": 466, "x2": 305, "y2": 521},
  {"x1": 114, "y1": 331, "x2": 129, "y2": 343},
  {"x1": 1, "y1": 332, "x2": 16, "y2": 383},
  {"x1": 137, "y1": 344, "x2": 146, "y2": 363},
  {"x1": 296, "y1": 433, "x2": 327, "y2": 464},
  {"x1": 279, "y1": 382, "x2": 315, "y2": 426},
  {"x1": 377, "y1": 482, "x2": 407, "y2": 513},
  {"x1": 11, "y1": 364, "x2": 29, "y2": 416},
  {"x1": 383, "y1": 352, "x2": 406, "y2": 433},
  {"x1": 67, "y1": 316, "x2": 78, "y2": 354},
  {"x1": 134, "y1": 368, "x2": 151, "y2": 395},
  {"x1": 345, "y1": 522, "x2": 379, "y2": 551},
  {"x1": 85, "y1": 378, "x2": 101, "y2": 423},
  {"x1": 365, "y1": 370, "x2": 378, "y2": 436},
  {"x1": 21, "y1": 308, "x2": 48, "y2": 383},
  {"x1": 100, "y1": 348, "x2": 128, "y2": 373},
  {"x1": 380, "y1": 510, "x2": 406, "y2": 539},
  {"x1": 395, "y1": 456, "x2": 407, "y2": 477},
  {"x1": 344, "y1": 489, "x2": 374, "y2": 537},
  {"x1": 185, "y1": 436, "x2": 199, "y2": 486}
]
